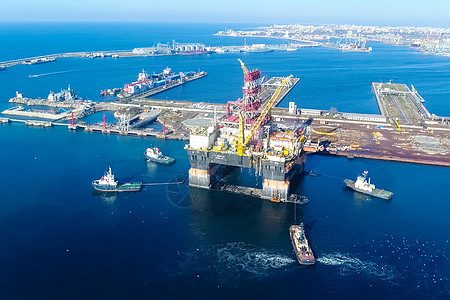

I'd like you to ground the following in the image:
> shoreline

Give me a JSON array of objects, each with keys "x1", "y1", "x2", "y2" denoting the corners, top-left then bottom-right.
[{"x1": 311, "y1": 151, "x2": 450, "y2": 168}]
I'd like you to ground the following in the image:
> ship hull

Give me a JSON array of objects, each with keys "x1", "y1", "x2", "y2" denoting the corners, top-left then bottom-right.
[
  {"x1": 289, "y1": 225, "x2": 316, "y2": 265},
  {"x1": 92, "y1": 183, "x2": 142, "y2": 192},
  {"x1": 24, "y1": 58, "x2": 56, "y2": 65},
  {"x1": 344, "y1": 179, "x2": 393, "y2": 199},
  {"x1": 146, "y1": 155, "x2": 175, "y2": 165}
]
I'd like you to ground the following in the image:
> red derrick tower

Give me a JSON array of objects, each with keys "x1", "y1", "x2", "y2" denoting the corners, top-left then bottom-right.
[
  {"x1": 226, "y1": 59, "x2": 263, "y2": 124},
  {"x1": 241, "y1": 64, "x2": 262, "y2": 123}
]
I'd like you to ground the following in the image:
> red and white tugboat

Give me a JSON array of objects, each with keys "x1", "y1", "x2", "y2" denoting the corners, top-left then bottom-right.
[{"x1": 290, "y1": 222, "x2": 316, "y2": 265}]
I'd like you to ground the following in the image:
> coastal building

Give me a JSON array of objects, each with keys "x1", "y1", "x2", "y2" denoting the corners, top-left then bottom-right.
[
  {"x1": 342, "y1": 113, "x2": 387, "y2": 123},
  {"x1": 300, "y1": 108, "x2": 321, "y2": 116},
  {"x1": 288, "y1": 102, "x2": 298, "y2": 114}
]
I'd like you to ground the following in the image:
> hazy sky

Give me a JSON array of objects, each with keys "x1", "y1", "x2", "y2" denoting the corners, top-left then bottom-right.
[{"x1": 2, "y1": 0, "x2": 450, "y2": 27}]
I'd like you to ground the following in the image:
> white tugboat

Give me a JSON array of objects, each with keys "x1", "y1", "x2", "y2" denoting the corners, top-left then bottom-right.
[
  {"x1": 145, "y1": 147, "x2": 175, "y2": 165},
  {"x1": 344, "y1": 171, "x2": 393, "y2": 199},
  {"x1": 92, "y1": 167, "x2": 142, "y2": 192}
]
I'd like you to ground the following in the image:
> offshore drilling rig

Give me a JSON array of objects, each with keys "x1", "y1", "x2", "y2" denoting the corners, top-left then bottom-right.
[{"x1": 185, "y1": 60, "x2": 308, "y2": 202}]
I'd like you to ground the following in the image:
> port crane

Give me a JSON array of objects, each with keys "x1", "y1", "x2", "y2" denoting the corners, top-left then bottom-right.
[{"x1": 236, "y1": 75, "x2": 293, "y2": 156}]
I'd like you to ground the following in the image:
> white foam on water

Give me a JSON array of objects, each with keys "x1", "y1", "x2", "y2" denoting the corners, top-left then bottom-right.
[
  {"x1": 318, "y1": 252, "x2": 397, "y2": 281},
  {"x1": 216, "y1": 242, "x2": 295, "y2": 275},
  {"x1": 178, "y1": 242, "x2": 296, "y2": 280}
]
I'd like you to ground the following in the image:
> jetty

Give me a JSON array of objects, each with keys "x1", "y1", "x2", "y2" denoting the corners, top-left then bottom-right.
[
  {"x1": 118, "y1": 71, "x2": 208, "y2": 102},
  {"x1": 1, "y1": 70, "x2": 449, "y2": 169}
]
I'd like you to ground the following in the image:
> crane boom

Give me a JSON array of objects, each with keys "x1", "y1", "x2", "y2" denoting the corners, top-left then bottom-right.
[
  {"x1": 242, "y1": 75, "x2": 293, "y2": 147},
  {"x1": 237, "y1": 58, "x2": 248, "y2": 74},
  {"x1": 394, "y1": 119, "x2": 405, "y2": 131}
]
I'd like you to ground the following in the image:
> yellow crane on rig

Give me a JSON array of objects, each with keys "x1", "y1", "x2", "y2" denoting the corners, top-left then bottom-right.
[
  {"x1": 238, "y1": 58, "x2": 248, "y2": 74},
  {"x1": 236, "y1": 75, "x2": 293, "y2": 156}
]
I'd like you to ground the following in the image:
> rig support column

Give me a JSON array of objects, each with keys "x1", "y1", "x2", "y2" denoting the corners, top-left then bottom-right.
[
  {"x1": 187, "y1": 149, "x2": 215, "y2": 189},
  {"x1": 261, "y1": 154, "x2": 305, "y2": 201},
  {"x1": 262, "y1": 177, "x2": 291, "y2": 201},
  {"x1": 261, "y1": 160, "x2": 291, "y2": 201}
]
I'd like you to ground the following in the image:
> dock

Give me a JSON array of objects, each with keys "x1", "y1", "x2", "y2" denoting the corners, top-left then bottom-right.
[
  {"x1": 9, "y1": 96, "x2": 91, "y2": 109},
  {"x1": 305, "y1": 118, "x2": 450, "y2": 167},
  {"x1": 1, "y1": 103, "x2": 94, "y2": 121},
  {"x1": 6, "y1": 95, "x2": 449, "y2": 168},
  {"x1": 128, "y1": 110, "x2": 161, "y2": 129},
  {"x1": 25, "y1": 120, "x2": 53, "y2": 127},
  {"x1": 1, "y1": 73, "x2": 450, "y2": 170},
  {"x1": 118, "y1": 72, "x2": 208, "y2": 102},
  {"x1": 273, "y1": 82, "x2": 450, "y2": 168},
  {"x1": 0, "y1": 51, "x2": 140, "y2": 69},
  {"x1": 372, "y1": 82, "x2": 432, "y2": 125},
  {"x1": 0, "y1": 117, "x2": 10, "y2": 124},
  {"x1": 1, "y1": 106, "x2": 70, "y2": 120},
  {"x1": 260, "y1": 77, "x2": 299, "y2": 105}
]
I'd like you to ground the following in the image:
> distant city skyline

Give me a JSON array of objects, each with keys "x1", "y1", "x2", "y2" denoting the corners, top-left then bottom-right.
[{"x1": 2, "y1": 0, "x2": 450, "y2": 27}]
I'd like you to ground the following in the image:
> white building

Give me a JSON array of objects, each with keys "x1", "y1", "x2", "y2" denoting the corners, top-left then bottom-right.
[
  {"x1": 300, "y1": 108, "x2": 322, "y2": 116},
  {"x1": 288, "y1": 102, "x2": 298, "y2": 114},
  {"x1": 342, "y1": 113, "x2": 387, "y2": 123}
]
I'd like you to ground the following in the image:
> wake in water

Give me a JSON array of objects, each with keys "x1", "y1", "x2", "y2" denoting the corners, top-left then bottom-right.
[
  {"x1": 28, "y1": 69, "x2": 84, "y2": 78},
  {"x1": 317, "y1": 252, "x2": 397, "y2": 281},
  {"x1": 174, "y1": 242, "x2": 295, "y2": 282},
  {"x1": 216, "y1": 242, "x2": 295, "y2": 274}
]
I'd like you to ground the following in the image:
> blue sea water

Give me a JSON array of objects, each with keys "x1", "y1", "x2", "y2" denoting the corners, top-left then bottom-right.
[{"x1": 0, "y1": 23, "x2": 450, "y2": 299}]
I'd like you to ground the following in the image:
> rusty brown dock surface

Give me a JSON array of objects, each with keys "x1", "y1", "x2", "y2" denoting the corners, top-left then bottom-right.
[{"x1": 303, "y1": 119, "x2": 450, "y2": 167}]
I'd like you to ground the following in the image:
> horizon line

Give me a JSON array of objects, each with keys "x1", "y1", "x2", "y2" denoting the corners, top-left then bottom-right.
[{"x1": 0, "y1": 20, "x2": 449, "y2": 29}]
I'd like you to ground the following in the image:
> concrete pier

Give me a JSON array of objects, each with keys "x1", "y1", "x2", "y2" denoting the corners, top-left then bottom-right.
[
  {"x1": 0, "y1": 117, "x2": 10, "y2": 124},
  {"x1": 261, "y1": 77, "x2": 299, "y2": 106},
  {"x1": 372, "y1": 82, "x2": 432, "y2": 125},
  {"x1": 118, "y1": 72, "x2": 208, "y2": 101},
  {"x1": 1, "y1": 106, "x2": 70, "y2": 120}
]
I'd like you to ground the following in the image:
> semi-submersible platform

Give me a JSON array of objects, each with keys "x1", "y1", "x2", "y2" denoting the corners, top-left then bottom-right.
[{"x1": 185, "y1": 60, "x2": 308, "y2": 202}]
